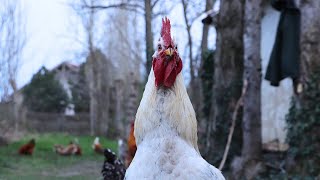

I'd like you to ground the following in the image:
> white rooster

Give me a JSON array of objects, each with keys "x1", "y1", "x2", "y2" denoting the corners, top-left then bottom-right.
[{"x1": 125, "y1": 18, "x2": 225, "y2": 180}]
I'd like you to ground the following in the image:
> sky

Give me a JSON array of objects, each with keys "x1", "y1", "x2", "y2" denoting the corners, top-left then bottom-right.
[
  {"x1": 18, "y1": 0, "x2": 79, "y2": 87},
  {"x1": 17, "y1": 0, "x2": 217, "y2": 89}
]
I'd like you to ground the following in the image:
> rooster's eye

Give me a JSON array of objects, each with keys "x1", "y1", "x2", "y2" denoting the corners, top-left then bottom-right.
[
  {"x1": 175, "y1": 45, "x2": 178, "y2": 50},
  {"x1": 158, "y1": 45, "x2": 162, "y2": 51}
]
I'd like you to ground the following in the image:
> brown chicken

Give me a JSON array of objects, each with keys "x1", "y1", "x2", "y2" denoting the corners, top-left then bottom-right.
[
  {"x1": 92, "y1": 137, "x2": 104, "y2": 154},
  {"x1": 54, "y1": 141, "x2": 82, "y2": 156},
  {"x1": 125, "y1": 121, "x2": 136, "y2": 168},
  {"x1": 18, "y1": 139, "x2": 35, "y2": 155}
]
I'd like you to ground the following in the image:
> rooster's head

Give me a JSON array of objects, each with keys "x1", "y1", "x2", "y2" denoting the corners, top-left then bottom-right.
[{"x1": 152, "y1": 17, "x2": 182, "y2": 88}]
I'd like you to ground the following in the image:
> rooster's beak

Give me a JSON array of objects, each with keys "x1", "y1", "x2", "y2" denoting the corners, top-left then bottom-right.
[{"x1": 165, "y1": 48, "x2": 173, "y2": 57}]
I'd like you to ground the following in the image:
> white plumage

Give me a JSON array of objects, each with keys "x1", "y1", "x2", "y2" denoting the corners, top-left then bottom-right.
[{"x1": 125, "y1": 67, "x2": 225, "y2": 180}]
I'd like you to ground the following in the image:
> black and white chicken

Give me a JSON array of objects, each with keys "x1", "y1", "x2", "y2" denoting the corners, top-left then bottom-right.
[{"x1": 101, "y1": 148, "x2": 126, "y2": 180}]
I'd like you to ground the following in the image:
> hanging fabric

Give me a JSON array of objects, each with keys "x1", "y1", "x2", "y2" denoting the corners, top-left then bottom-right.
[{"x1": 265, "y1": 0, "x2": 300, "y2": 86}]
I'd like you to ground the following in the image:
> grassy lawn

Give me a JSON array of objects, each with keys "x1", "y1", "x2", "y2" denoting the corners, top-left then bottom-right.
[{"x1": 0, "y1": 133, "x2": 117, "y2": 180}]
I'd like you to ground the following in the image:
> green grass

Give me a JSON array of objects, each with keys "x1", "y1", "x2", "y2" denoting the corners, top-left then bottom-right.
[{"x1": 0, "y1": 133, "x2": 117, "y2": 180}]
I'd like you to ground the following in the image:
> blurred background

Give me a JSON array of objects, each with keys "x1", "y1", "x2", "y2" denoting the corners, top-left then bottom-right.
[{"x1": 0, "y1": 0, "x2": 319, "y2": 179}]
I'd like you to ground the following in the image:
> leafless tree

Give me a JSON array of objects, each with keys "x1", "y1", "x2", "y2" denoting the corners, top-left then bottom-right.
[
  {"x1": 69, "y1": 0, "x2": 99, "y2": 135},
  {"x1": 0, "y1": 0, "x2": 26, "y2": 100},
  {"x1": 231, "y1": 0, "x2": 263, "y2": 178},
  {"x1": 144, "y1": 0, "x2": 153, "y2": 77},
  {"x1": 181, "y1": 0, "x2": 206, "y2": 82},
  {"x1": 80, "y1": 0, "x2": 174, "y2": 78},
  {"x1": 104, "y1": 9, "x2": 142, "y2": 138},
  {"x1": 85, "y1": 49, "x2": 112, "y2": 136},
  {"x1": 69, "y1": 0, "x2": 145, "y2": 137},
  {"x1": 180, "y1": 0, "x2": 207, "y2": 122},
  {"x1": 298, "y1": 0, "x2": 320, "y2": 91},
  {"x1": 200, "y1": 0, "x2": 215, "y2": 57},
  {"x1": 0, "y1": 0, "x2": 27, "y2": 133},
  {"x1": 202, "y1": 0, "x2": 244, "y2": 166},
  {"x1": 196, "y1": 0, "x2": 215, "y2": 153}
]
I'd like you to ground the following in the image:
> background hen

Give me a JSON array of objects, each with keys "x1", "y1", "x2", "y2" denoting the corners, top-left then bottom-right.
[
  {"x1": 101, "y1": 148, "x2": 126, "y2": 180},
  {"x1": 125, "y1": 121, "x2": 137, "y2": 168},
  {"x1": 18, "y1": 139, "x2": 35, "y2": 155}
]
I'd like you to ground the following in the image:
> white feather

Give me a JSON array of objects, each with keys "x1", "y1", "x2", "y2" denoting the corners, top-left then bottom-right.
[
  {"x1": 92, "y1": 137, "x2": 99, "y2": 149},
  {"x1": 94, "y1": 137, "x2": 99, "y2": 145}
]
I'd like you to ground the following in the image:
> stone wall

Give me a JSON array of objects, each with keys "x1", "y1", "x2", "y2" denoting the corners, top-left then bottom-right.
[
  {"x1": 0, "y1": 102, "x2": 91, "y2": 135},
  {"x1": 25, "y1": 112, "x2": 90, "y2": 135},
  {"x1": 0, "y1": 102, "x2": 15, "y2": 123}
]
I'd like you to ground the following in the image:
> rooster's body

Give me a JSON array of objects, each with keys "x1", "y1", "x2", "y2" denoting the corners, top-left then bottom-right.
[{"x1": 125, "y1": 18, "x2": 225, "y2": 180}]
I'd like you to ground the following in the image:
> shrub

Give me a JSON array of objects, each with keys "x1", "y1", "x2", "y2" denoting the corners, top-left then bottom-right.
[{"x1": 23, "y1": 66, "x2": 69, "y2": 113}]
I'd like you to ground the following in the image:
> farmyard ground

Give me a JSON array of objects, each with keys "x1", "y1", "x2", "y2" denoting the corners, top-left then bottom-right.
[{"x1": 0, "y1": 133, "x2": 117, "y2": 180}]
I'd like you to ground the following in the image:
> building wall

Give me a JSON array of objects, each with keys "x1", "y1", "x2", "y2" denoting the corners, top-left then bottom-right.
[
  {"x1": 261, "y1": 5, "x2": 293, "y2": 145},
  {"x1": 53, "y1": 62, "x2": 80, "y2": 116}
]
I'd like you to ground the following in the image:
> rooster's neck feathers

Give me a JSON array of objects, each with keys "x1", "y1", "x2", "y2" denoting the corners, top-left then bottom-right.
[{"x1": 134, "y1": 69, "x2": 199, "y2": 153}]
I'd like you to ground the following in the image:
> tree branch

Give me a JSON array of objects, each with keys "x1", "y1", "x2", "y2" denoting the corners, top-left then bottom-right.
[
  {"x1": 181, "y1": 0, "x2": 195, "y2": 81},
  {"x1": 152, "y1": 4, "x2": 176, "y2": 18},
  {"x1": 81, "y1": 1, "x2": 144, "y2": 14},
  {"x1": 151, "y1": 0, "x2": 160, "y2": 9},
  {"x1": 219, "y1": 79, "x2": 248, "y2": 170}
]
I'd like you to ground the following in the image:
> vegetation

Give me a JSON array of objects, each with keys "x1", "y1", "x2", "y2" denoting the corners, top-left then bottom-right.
[
  {"x1": 258, "y1": 68, "x2": 320, "y2": 179},
  {"x1": 286, "y1": 68, "x2": 320, "y2": 177},
  {"x1": 200, "y1": 50, "x2": 214, "y2": 117},
  {"x1": 0, "y1": 133, "x2": 117, "y2": 180},
  {"x1": 23, "y1": 67, "x2": 69, "y2": 113},
  {"x1": 71, "y1": 63, "x2": 90, "y2": 112}
]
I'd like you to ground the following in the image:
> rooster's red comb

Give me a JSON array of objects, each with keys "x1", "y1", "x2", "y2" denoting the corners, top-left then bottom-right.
[{"x1": 161, "y1": 17, "x2": 172, "y2": 46}]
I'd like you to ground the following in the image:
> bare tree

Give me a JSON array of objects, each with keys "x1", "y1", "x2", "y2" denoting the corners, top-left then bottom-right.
[
  {"x1": 85, "y1": 49, "x2": 112, "y2": 136},
  {"x1": 0, "y1": 0, "x2": 26, "y2": 100},
  {"x1": 69, "y1": 0, "x2": 99, "y2": 135},
  {"x1": 81, "y1": 0, "x2": 173, "y2": 79},
  {"x1": 204, "y1": 0, "x2": 244, "y2": 165},
  {"x1": 181, "y1": 0, "x2": 204, "y2": 84},
  {"x1": 0, "y1": 0, "x2": 27, "y2": 133},
  {"x1": 298, "y1": 0, "x2": 320, "y2": 90},
  {"x1": 231, "y1": 0, "x2": 263, "y2": 178},
  {"x1": 105, "y1": 9, "x2": 142, "y2": 138},
  {"x1": 70, "y1": 0, "x2": 145, "y2": 137},
  {"x1": 181, "y1": 0, "x2": 207, "y2": 122},
  {"x1": 144, "y1": 0, "x2": 154, "y2": 77},
  {"x1": 197, "y1": 0, "x2": 215, "y2": 153},
  {"x1": 200, "y1": 0, "x2": 215, "y2": 57}
]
